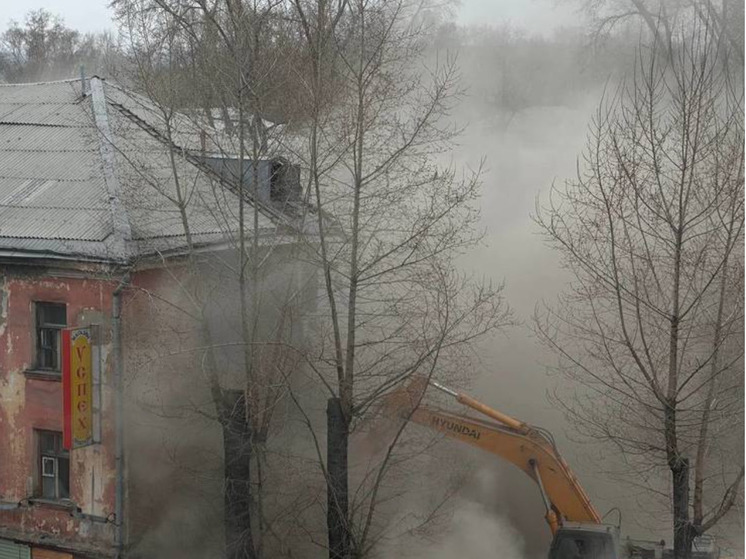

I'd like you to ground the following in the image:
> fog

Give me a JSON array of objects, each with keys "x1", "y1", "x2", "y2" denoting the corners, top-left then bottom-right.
[
  {"x1": 421, "y1": 26, "x2": 638, "y2": 557},
  {"x1": 389, "y1": 470, "x2": 532, "y2": 559},
  {"x1": 449, "y1": 101, "x2": 596, "y2": 557},
  {"x1": 426, "y1": 15, "x2": 743, "y2": 558},
  {"x1": 2, "y1": 0, "x2": 741, "y2": 557}
]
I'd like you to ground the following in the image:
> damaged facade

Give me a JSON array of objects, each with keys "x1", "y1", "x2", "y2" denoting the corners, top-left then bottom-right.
[{"x1": 0, "y1": 77, "x2": 314, "y2": 558}]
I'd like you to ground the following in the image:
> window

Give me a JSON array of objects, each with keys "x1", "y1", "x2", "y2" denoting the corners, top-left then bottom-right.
[
  {"x1": 37, "y1": 431, "x2": 69, "y2": 500},
  {"x1": 269, "y1": 159, "x2": 301, "y2": 205},
  {"x1": 270, "y1": 159, "x2": 285, "y2": 202},
  {"x1": 35, "y1": 303, "x2": 66, "y2": 371}
]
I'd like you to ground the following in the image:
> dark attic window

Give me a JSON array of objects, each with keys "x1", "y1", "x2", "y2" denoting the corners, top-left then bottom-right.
[
  {"x1": 35, "y1": 302, "x2": 67, "y2": 372},
  {"x1": 269, "y1": 158, "x2": 301, "y2": 205},
  {"x1": 270, "y1": 159, "x2": 285, "y2": 202}
]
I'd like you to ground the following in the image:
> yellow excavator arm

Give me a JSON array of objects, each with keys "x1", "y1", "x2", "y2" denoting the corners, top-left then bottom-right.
[{"x1": 383, "y1": 377, "x2": 602, "y2": 534}]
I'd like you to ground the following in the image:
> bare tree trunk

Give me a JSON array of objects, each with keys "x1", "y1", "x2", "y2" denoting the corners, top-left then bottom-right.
[
  {"x1": 672, "y1": 457, "x2": 694, "y2": 559},
  {"x1": 666, "y1": 211, "x2": 690, "y2": 559},
  {"x1": 222, "y1": 389, "x2": 257, "y2": 559},
  {"x1": 327, "y1": 397, "x2": 350, "y2": 559}
]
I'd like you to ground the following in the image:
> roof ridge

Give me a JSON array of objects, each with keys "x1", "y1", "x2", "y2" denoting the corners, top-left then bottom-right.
[{"x1": 89, "y1": 76, "x2": 132, "y2": 262}]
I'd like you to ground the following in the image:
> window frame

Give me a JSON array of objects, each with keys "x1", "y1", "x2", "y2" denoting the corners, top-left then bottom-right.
[
  {"x1": 35, "y1": 430, "x2": 70, "y2": 501},
  {"x1": 33, "y1": 302, "x2": 67, "y2": 373}
]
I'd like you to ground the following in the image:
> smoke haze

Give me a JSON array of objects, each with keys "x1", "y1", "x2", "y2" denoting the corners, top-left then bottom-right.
[{"x1": 2, "y1": 1, "x2": 741, "y2": 557}]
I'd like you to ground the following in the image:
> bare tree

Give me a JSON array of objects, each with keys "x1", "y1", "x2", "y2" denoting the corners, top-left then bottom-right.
[
  {"x1": 109, "y1": 1, "x2": 513, "y2": 557},
  {"x1": 110, "y1": 1, "x2": 317, "y2": 557},
  {"x1": 574, "y1": 0, "x2": 744, "y2": 65},
  {"x1": 287, "y1": 0, "x2": 513, "y2": 556},
  {"x1": 535, "y1": 23, "x2": 744, "y2": 559},
  {"x1": 0, "y1": 9, "x2": 120, "y2": 82}
]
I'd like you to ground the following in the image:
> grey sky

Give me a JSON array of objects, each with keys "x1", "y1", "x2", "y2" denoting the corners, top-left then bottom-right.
[
  {"x1": 0, "y1": 0, "x2": 579, "y2": 37},
  {"x1": 1, "y1": 0, "x2": 115, "y2": 34},
  {"x1": 457, "y1": 0, "x2": 579, "y2": 35}
]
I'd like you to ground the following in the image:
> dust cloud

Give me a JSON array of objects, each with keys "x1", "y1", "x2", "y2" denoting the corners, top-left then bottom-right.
[
  {"x1": 432, "y1": 7, "x2": 742, "y2": 555},
  {"x1": 424, "y1": 12, "x2": 660, "y2": 553},
  {"x1": 410, "y1": 502, "x2": 529, "y2": 559},
  {"x1": 378, "y1": 467, "x2": 536, "y2": 559},
  {"x1": 0, "y1": 0, "x2": 739, "y2": 556}
]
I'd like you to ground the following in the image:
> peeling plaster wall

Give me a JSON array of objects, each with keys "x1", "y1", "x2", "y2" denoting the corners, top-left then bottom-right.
[
  {"x1": 0, "y1": 272, "x2": 8, "y2": 339},
  {"x1": 0, "y1": 269, "x2": 116, "y2": 556},
  {"x1": 0, "y1": 249, "x2": 318, "y2": 559}
]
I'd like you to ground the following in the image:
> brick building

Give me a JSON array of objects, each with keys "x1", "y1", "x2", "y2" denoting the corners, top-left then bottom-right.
[{"x1": 0, "y1": 77, "x2": 311, "y2": 558}]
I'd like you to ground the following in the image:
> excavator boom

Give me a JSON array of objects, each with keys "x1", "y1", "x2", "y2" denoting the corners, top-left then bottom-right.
[
  {"x1": 384, "y1": 377, "x2": 601, "y2": 532},
  {"x1": 382, "y1": 377, "x2": 718, "y2": 559}
]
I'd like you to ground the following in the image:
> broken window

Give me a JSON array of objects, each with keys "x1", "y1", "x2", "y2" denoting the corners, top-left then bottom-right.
[
  {"x1": 35, "y1": 303, "x2": 66, "y2": 371},
  {"x1": 37, "y1": 431, "x2": 69, "y2": 500}
]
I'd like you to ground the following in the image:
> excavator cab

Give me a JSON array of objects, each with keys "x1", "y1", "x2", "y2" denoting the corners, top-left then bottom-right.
[{"x1": 549, "y1": 524, "x2": 619, "y2": 559}]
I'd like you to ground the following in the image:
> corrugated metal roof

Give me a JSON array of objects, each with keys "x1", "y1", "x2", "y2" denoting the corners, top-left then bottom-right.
[
  {"x1": 0, "y1": 125, "x2": 92, "y2": 150},
  {"x1": 0, "y1": 80, "x2": 111, "y2": 256},
  {"x1": 0, "y1": 103, "x2": 87, "y2": 126},
  {"x1": 107, "y1": 101, "x2": 276, "y2": 243},
  {"x1": 0, "y1": 237, "x2": 120, "y2": 260},
  {"x1": 0, "y1": 150, "x2": 99, "y2": 181},
  {"x1": 0, "y1": 80, "x2": 81, "y2": 103},
  {"x1": 104, "y1": 83, "x2": 204, "y2": 149},
  {"x1": 0, "y1": 177, "x2": 108, "y2": 209},
  {"x1": 0, "y1": 206, "x2": 111, "y2": 240},
  {"x1": 0, "y1": 77, "x2": 288, "y2": 263}
]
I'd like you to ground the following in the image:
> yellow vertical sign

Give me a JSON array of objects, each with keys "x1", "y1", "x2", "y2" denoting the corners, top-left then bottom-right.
[{"x1": 63, "y1": 328, "x2": 93, "y2": 449}]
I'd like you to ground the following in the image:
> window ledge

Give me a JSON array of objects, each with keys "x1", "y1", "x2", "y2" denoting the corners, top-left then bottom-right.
[
  {"x1": 27, "y1": 498, "x2": 77, "y2": 511},
  {"x1": 23, "y1": 370, "x2": 62, "y2": 382}
]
